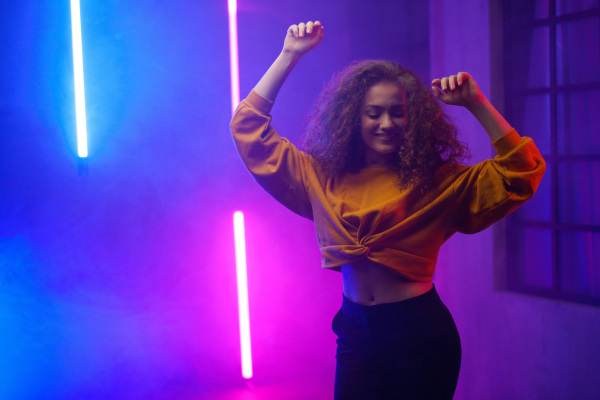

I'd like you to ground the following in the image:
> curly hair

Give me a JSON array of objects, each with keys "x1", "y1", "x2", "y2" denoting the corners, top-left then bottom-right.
[{"x1": 303, "y1": 60, "x2": 469, "y2": 191}]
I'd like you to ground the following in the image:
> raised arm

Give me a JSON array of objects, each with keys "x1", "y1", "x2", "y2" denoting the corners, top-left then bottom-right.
[
  {"x1": 431, "y1": 72, "x2": 511, "y2": 141},
  {"x1": 253, "y1": 21, "x2": 324, "y2": 101}
]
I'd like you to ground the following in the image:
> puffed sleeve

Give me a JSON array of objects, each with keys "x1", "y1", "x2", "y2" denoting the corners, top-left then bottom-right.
[
  {"x1": 230, "y1": 90, "x2": 314, "y2": 220},
  {"x1": 449, "y1": 129, "x2": 546, "y2": 234}
]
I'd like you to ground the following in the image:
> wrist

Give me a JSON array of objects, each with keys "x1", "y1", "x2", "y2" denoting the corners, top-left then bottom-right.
[
  {"x1": 464, "y1": 94, "x2": 489, "y2": 113},
  {"x1": 279, "y1": 49, "x2": 303, "y2": 65}
]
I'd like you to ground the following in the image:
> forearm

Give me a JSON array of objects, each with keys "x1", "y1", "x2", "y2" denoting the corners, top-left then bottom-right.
[
  {"x1": 253, "y1": 51, "x2": 302, "y2": 102},
  {"x1": 252, "y1": 20, "x2": 323, "y2": 102},
  {"x1": 466, "y1": 96, "x2": 513, "y2": 141}
]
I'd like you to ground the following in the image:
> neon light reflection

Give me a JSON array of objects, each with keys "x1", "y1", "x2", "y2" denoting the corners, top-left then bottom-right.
[
  {"x1": 233, "y1": 211, "x2": 253, "y2": 379},
  {"x1": 70, "y1": 0, "x2": 88, "y2": 157}
]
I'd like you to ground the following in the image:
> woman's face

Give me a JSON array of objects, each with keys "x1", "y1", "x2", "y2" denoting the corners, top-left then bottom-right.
[{"x1": 360, "y1": 82, "x2": 408, "y2": 165}]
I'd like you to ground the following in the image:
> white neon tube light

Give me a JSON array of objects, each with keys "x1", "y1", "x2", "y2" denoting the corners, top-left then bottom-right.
[
  {"x1": 233, "y1": 211, "x2": 253, "y2": 379},
  {"x1": 70, "y1": 0, "x2": 88, "y2": 157}
]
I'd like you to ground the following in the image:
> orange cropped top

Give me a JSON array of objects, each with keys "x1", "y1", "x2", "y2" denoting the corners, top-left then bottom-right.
[{"x1": 230, "y1": 90, "x2": 546, "y2": 282}]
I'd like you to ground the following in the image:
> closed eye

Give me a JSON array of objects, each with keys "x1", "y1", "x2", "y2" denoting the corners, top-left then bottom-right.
[{"x1": 391, "y1": 106, "x2": 406, "y2": 117}]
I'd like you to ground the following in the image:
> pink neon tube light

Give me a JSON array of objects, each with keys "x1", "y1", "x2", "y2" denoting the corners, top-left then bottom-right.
[
  {"x1": 233, "y1": 211, "x2": 253, "y2": 379},
  {"x1": 229, "y1": 0, "x2": 252, "y2": 380},
  {"x1": 228, "y1": 0, "x2": 241, "y2": 115}
]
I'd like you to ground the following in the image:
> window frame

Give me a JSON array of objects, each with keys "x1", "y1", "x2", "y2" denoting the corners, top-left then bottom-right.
[{"x1": 501, "y1": 0, "x2": 600, "y2": 306}]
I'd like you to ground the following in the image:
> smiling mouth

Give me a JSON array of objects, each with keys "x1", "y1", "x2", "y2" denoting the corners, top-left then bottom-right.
[{"x1": 374, "y1": 133, "x2": 396, "y2": 140}]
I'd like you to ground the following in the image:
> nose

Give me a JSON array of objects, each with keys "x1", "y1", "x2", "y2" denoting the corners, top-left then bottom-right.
[{"x1": 380, "y1": 113, "x2": 394, "y2": 130}]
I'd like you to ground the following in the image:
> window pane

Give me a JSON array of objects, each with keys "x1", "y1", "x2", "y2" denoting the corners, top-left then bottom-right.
[
  {"x1": 557, "y1": 90, "x2": 600, "y2": 155},
  {"x1": 557, "y1": 18, "x2": 600, "y2": 85},
  {"x1": 558, "y1": 161, "x2": 600, "y2": 225},
  {"x1": 506, "y1": 0, "x2": 550, "y2": 23},
  {"x1": 559, "y1": 231, "x2": 600, "y2": 296},
  {"x1": 513, "y1": 165, "x2": 553, "y2": 222},
  {"x1": 556, "y1": 0, "x2": 599, "y2": 15},
  {"x1": 509, "y1": 226, "x2": 554, "y2": 288},
  {"x1": 508, "y1": 28, "x2": 550, "y2": 89}
]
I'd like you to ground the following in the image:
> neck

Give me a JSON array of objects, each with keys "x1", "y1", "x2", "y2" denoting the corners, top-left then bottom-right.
[{"x1": 364, "y1": 153, "x2": 396, "y2": 166}]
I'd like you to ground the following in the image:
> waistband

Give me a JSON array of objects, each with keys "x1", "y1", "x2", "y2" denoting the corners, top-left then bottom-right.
[{"x1": 341, "y1": 285, "x2": 441, "y2": 320}]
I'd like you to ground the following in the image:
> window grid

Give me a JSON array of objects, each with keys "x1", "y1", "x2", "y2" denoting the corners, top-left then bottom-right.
[{"x1": 504, "y1": 1, "x2": 600, "y2": 306}]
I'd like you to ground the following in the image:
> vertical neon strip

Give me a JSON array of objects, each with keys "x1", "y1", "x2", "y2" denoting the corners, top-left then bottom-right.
[
  {"x1": 228, "y1": 0, "x2": 240, "y2": 115},
  {"x1": 228, "y1": 0, "x2": 251, "y2": 380},
  {"x1": 229, "y1": 0, "x2": 252, "y2": 379},
  {"x1": 233, "y1": 211, "x2": 253, "y2": 379},
  {"x1": 70, "y1": 0, "x2": 88, "y2": 157}
]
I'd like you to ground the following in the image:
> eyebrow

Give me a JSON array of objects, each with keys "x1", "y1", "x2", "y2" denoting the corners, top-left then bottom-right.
[{"x1": 363, "y1": 104, "x2": 407, "y2": 110}]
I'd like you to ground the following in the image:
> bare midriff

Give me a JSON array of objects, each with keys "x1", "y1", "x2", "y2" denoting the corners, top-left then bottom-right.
[{"x1": 341, "y1": 258, "x2": 433, "y2": 306}]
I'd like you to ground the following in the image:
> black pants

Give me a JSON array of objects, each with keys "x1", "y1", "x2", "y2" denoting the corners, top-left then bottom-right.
[{"x1": 332, "y1": 286, "x2": 461, "y2": 400}]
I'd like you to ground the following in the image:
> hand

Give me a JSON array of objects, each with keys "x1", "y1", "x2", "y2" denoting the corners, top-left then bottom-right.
[
  {"x1": 433, "y1": 72, "x2": 512, "y2": 140},
  {"x1": 282, "y1": 21, "x2": 324, "y2": 58},
  {"x1": 431, "y1": 72, "x2": 485, "y2": 109}
]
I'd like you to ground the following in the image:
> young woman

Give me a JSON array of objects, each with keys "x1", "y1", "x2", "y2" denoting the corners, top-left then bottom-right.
[{"x1": 230, "y1": 21, "x2": 545, "y2": 399}]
